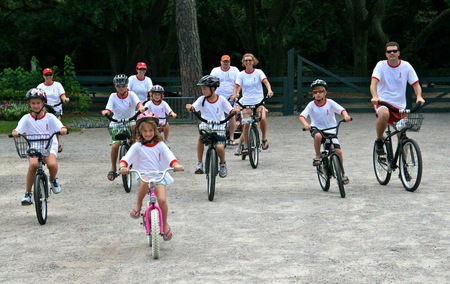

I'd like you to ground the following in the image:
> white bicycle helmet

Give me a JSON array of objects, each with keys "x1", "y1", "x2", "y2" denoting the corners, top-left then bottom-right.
[
  {"x1": 113, "y1": 74, "x2": 128, "y2": 86},
  {"x1": 151, "y1": 84, "x2": 164, "y2": 93}
]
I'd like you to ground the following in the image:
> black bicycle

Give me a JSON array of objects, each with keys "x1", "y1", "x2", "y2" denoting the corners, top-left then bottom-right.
[
  {"x1": 10, "y1": 132, "x2": 62, "y2": 225},
  {"x1": 191, "y1": 110, "x2": 236, "y2": 201},
  {"x1": 105, "y1": 110, "x2": 143, "y2": 193},
  {"x1": 304, "y1": 119, "x2": 351, "y2": 198},
  {"x1": 373, "y1": 101, "x2": 424, "y2": 192},
  {"x1": 236, "y1": 97, "x2": 268, "y2": 169}
]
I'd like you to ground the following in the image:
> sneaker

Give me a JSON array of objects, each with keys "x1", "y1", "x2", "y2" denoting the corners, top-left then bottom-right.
[
  {"x1": 195, "y1": 162, "x2": 204, "y2": 174},
  {"x1": 234, "y1": 147, "x2": 241, "y2": 156},
  {"x1": 219, "y1": 163, "x2": 227, "y2": 178},
  {"x1": 375, "y1": 139, "x2": 385, "y2": 155},
  {"x1": 21, "y1": 192, "x2": 32, "y2": 206},
  {"x1": 51, "y1": 177, "x2": 62, "y2": 194}
]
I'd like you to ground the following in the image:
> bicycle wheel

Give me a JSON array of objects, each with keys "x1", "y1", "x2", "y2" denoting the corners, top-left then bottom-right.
[
  {"x1": 206, "y1": 147, "x2": 218, "y2": 201},
  {"x1": 119, "y1": 144, "x2": 132, "y2": 193},
  {"x1": 373, "y1": 140, "x2": 392, "y2": 185},
  {"x1": 143, "y1": 213, "x2": 152, "y2": 247},
  {"x1": 331, "y1": 154, "x2": 345, "y2": 198},
  {"x1": 399, "y1": 138, "x2": 422, "y2": 192},
  {"x1": 317, "y1": 158, "x2": 330, "y2": 192},
  {"x1": 33, "y1": 173, "x2": 47, "y2": 225},
  {"x1": 150, "y1": 209, "x2": 160, "y2": 259},
  {"x1": 248, "y1": 125, "x2": 260, "y2": 169}
]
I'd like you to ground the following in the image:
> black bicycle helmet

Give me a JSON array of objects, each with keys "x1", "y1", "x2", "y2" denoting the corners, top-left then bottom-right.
[
  {"x1": 197, "y1": 75, "x2": 220, "y2": 88},
  {"x1": 310, "y1": 79, "x2": 328, "y2": 90},
  {"x1": 113, "y1": 74, "x2": 128, "y2": 86},
  {"x1": 26, "y1": 88, "x2": 47, "y2": 103}
]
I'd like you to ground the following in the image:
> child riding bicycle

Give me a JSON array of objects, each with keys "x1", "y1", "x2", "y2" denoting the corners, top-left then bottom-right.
[
  {"x1": 144, "y1": 84, "x2": 177, "y2": 144},
  {"x1": 185, "y1": 75, "x2": 239, "y2": 177},
  {"x1": 299, "y1": 79, "x2": 352, "y2": 184},
  {"x1": 12, "y1": 88, "x2": 68, "y2": 205},
  {"x1": 118, "y1": 111, "x2": 183, "y2": 241},
  {"x1": 102, "y1": 74, "x2": 146, "y2": 181}
]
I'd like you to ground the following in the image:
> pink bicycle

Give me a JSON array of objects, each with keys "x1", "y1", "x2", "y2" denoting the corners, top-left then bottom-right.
[{"x1": 129, "y1": 168, "x2": 176, "y2": 259}]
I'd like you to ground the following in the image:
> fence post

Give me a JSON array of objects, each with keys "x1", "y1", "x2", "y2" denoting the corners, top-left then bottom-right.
[{"x1": 297, "y1": 54, "x2": 304, "y2": 113}]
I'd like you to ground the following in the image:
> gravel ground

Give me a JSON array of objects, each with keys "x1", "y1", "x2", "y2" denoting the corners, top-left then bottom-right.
[{"x1": 0, "y1": 112, "x2": 449, "y2": 283}]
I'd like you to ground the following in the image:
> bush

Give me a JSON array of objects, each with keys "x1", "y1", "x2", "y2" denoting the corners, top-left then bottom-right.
[{"x1": 0, "y1": 102, "x2": 30, "y2": 121}]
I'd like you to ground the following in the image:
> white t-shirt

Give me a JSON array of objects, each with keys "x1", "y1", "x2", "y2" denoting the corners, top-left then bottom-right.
[
  {"x1": 105, "y1": 91, "x2": 141, "y2": 121},
  {"x1": 37, "y1": 81, "x2": 65, "y2": 114},
  {"x1": 371, "y1": 60, "x2": 419, "y2": 109},
  {"x1": 210, "y1": 66, "x2": 240, "y2": 99},
  {"x1": 128, "y1": 75, "x2": 153, "y2": 103},
  {"x1": 299, "y1": 98, "x2": 345, "y2": 134},
  {"x1": 144, "y1": 100, "x2": 174, "y2": 123},
  {"x1": 120, "y1": 141, "x2": 177, "y2": 185},
  {"x1": 235, "y1": 69, "x2": 267, "y2": 105},
  {"x1": 14, "y1": 112, "x2": 64, "y2": 155},
  {"x1": 192, "y1": 95, "x2": 233, "y2": 121}
]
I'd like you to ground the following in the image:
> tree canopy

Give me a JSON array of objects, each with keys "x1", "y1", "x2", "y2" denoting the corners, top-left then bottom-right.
[{"x1": 0, "y1": 0, "x2": 449, "y2": 77}]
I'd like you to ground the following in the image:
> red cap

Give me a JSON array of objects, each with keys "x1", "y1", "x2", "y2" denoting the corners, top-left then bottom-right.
[
  {"x1": 42, "y1": 68, "x2": 53, "y2": 75},
  {"x1": 136, "y1": 62, "x2": 147, "y2": 69},
  {"x1": 221, "y1": 55, "x2": 231, "y2": 61}
]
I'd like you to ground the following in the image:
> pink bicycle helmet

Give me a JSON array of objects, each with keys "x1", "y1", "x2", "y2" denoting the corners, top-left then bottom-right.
[{"x1": 136, "y1": 111, "x2": 159, "y2": 129}]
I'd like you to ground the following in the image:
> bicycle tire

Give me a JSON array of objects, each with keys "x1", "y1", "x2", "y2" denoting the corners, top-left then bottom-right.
[
  {"x1": 248, "y1": 125, "x2": 260, "y2": 169},
  {"x1": 373, "y1": 140, "x2": 392, "y2": 185},
  {"x1": 150, "y1": 209, "x2": 160, "y2": 259},
  {"x1": 206, "y1": 147, "x2": 218, "y2": 201},
  {"x1": 399, "y1": 138, "x2": 422, "y2": 192},
  {"x1": 317, "y1": 158, "x2": 330, "y2": 192},
  {"x1": 33, "y1": 173, "x2": 47, "y2": 225},
  {"x1": 143, "y1": 213, "x2": 152, "y2": 247},
  {"x1": 119, "y1": 144, "x2": 132, "y2": 193},
  {"x1": 331, "y1": 154, "x2": 345, "y2": 198}
]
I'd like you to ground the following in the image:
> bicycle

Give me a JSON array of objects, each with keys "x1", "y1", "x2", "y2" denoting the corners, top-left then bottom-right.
[
  {"x1": 9, "y1": 131, "x2": 62, "y2": 225},
  {"x1": 303, "y1": 119, "x2": 351, "y2": 198},
  {"x1": 373, "y1": 101, "x2": 424, "y2": 192},
  {"x1": 191, "y1": 110, "x2": 236, "y2": 201},
  {"x1": 236, "y1": 97, "x2": 268, "y2": 169},
  {"x1": 129, "y1": 168, "x2": 177, "y2": 259},
  {"x1": 45, "y1": 100, "x2": 64, "y2": 116},
  {"x1": 105, "y1": 109, "x2": 144, "y2": 193}
]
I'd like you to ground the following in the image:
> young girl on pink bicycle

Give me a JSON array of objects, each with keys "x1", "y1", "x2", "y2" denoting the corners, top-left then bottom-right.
[{"x1": 118, "y1": 111, "x2": 183, "y2": 241}]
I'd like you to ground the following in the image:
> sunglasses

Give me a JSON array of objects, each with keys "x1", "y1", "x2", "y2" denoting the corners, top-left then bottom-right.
[
  {"x1": 386, "y1": 50, "x2": 399, "y2": 54},
  {"x1": 44, "y1": 74, "x2": 53, "y2": 76},
  {"x1": 312, "y1": 90, "x2": 325, "y2": 95},
  {"x1": 137, "y1": 68, "x2": 147, "y2": 71},
  {"x1": 244, "y1": 59, "x2": 253, "y2": 62}
]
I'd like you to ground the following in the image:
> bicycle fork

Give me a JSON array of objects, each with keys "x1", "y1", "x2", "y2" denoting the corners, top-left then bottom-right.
[{"x1": 143, "y1": 202, "x2": 164, "y2": 236}]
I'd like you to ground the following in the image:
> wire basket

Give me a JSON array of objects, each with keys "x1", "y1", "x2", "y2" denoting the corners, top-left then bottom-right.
[
  {"x1": 404, "y1": 112, "x2": 424, "y2": 132},
  {"x1": 12, "y1": 134, "x2": 52, "y2": 159},
  {"x1": 108, "y1": 122, "x2": 132, "y2": 140},
  {"x1": 198, "y1": 123, "x2": 227, "y2": 145}
]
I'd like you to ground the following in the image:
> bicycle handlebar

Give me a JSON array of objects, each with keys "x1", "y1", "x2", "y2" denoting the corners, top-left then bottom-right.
[
  {"x1": 129, "y1": 168, "x2": 175, "y2": 184},
  {"x1": 9, "y1": 131, "x2": 64, "y2": 139},
  {"x1": 191, "y1": 110, "x2": 236, "y2": 125},
  {"x1": 302, "y1": 118, "x2": 352, "y2": 138},
  {"x1": 105, "y1": 107, "x2": 147, "y2": 123},
  {"x1": 236, "y1": 97, "x2": 268, "y2": 109},
  {"x1": 377, "y1": 101, "x2": 422, "y2": 113}
]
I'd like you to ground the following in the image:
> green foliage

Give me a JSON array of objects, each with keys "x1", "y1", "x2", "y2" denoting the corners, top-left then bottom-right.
[
  {"x1": 0, "y1": 66, "x2": 42, "y2": 101},
  {"x1": 0, "y1": 102, "x2": 30, "y2": 121}
]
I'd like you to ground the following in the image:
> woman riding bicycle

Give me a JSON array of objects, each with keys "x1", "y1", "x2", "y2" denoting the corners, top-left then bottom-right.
[
  {"x1": 232, "y1": 53, "x2": 273, "y2": 155},
  {"x1": 101, "y1": 74, "x2": 146, "y2": 181},
  {"x1": 299, "y1": 79, "x2": 352, "y2": 184}
]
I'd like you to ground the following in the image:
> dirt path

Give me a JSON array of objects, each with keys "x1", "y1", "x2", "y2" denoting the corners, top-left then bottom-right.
[{"x1": 0, "y1": 113, "x2": 449, "y2": 283}]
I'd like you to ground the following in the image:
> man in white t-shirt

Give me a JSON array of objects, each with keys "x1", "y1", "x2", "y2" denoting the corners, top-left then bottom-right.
[
  {"x1": 370, "y1": 41, "x2": 425, "y2": 154},
  {"x1": 210, "y1": 55, "x2": 240, "y2": 145}
]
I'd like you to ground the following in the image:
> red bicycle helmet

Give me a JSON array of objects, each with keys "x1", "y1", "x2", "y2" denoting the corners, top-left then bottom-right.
[{"x1": 136, "y1": 111, "x2": 159, "y2": 129}]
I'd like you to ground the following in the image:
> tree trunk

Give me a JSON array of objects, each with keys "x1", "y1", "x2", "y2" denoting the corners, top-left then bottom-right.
[{"x1": 175, "y1": 0, "x2": 202, "y2": 98}]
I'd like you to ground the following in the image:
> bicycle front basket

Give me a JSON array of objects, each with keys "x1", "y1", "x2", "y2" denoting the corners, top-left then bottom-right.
[
  {"x1": 108, "y1": 122, "x2": 132, "y2": 140},
  {"x1": 13, "y1": 134, "x2": 52, "y2": 158},
  {"x1": 405, "y1": 112, "x2": 424, "y2": 132},
  {"x1": 198, "y1": 123, "x2": 226, "y2": 145}
]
